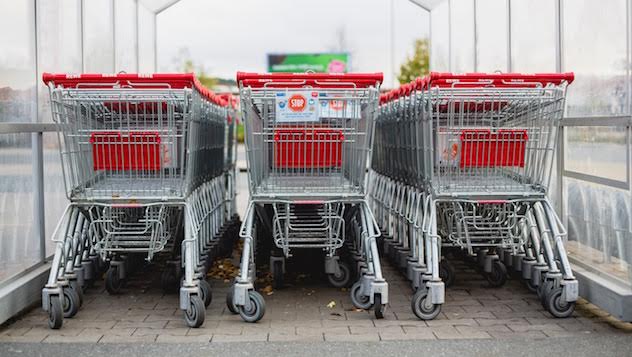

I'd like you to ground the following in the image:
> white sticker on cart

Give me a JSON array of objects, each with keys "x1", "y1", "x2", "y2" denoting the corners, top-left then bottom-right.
[
  {"x1": 275, "y1": 91, "x2": 319, "y2": 122},
  {"x1": 318, "y1": 93, "x2": 361, "y2": 119}
]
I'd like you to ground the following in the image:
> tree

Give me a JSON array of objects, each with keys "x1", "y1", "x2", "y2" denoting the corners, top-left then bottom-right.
[
  {"x1": 397, "y1": 39, "x2": 430, "y2": 84},
  {"x1": 183, "y1": 59, "x2": 218, "y2": 89}
]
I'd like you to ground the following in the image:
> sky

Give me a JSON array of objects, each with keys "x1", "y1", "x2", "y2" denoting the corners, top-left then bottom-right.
[{"x1": 156, "y1": 0, "x2": 430, "y2": 88}]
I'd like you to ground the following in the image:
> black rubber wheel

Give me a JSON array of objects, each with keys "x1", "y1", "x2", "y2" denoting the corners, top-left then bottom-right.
[
  {"x1": 350, "y1": 281, "x2": 371, "y2": 310},
  {"x1": 411, "y1": 289, "x2": 441, "y2": 320},
  {"x1": 374, "y1": 294, "x2": 385, "y2": 319},
  {"x1": 184, "y1": 295, "x2": 206, "y2": 328},
  {"x1": 525, "y1": 278, "x2": 538, "y2": 293},
  {"x1": 539, "y1": 280, "x2": 554, "y2": 309},
  {"x1": 105, "y1": 266, "x2": 122, "y2": 294},
  {"x1": 546, "y1": 287, "x2": 576, "y2": 318},
  {"x1": 199, "y1": 279, "x2": 213, "y2": 307},
  {"x1": 225, "y1": 289, "x2": 238, "y2": 314},
  {"x1": 327, "y1": 261, "x2": 352, "y2": 288},
  {"x1": 69, "y1": 279, "x2": 84, "y2": 306},
  {"x1": 439, "y1": 259, "x2": 456, "y2": 288},
  {"x1": 62, "y1": 286, "x2": 81, "y2": 318},
  {"x1": 272, "y1": 260, "x2": 284, "y2": 289},
  {"x1": 485, "y1": 260, "x2": 508, "y2": 288},
  {"x1": 238, "y1": 290, "x2": 266, "y2": 323},
  {"x1": 48, "y1": 295, "x2": 63, "y2": 329}
]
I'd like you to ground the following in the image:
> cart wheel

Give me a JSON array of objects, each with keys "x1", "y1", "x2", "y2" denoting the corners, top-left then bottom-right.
[
  {"x1": 105, "y1": 266, "x2": 122, "y2": 295},
  {"x1": 546, "y1": 287, "x2": 575, "y2": 318},
  {"x1": 199, "y1": 279, "x2": 213, "y2": 308},
  {"x1": 524, "y1": 278, "x2": 538, "y2": 293},
  {"x1": 160, "y1": 267, "x2": 178, "y2": 293},
  {"x1": 62, "y1": 286, "x2": 80, "y2": 318},
  {"x1": 48, "y1": 295, "x2": 63, "y2": 329},
  {"x1": 238, "y1": 290, "x2": 265, "y2": 323},
  {"x1": 374, "y1": 294, "x2": 385, "y2": 319},
  {"x1": 272, "y1": 260, "x2": 284, "y2": 289},
  {"x1": 225, "y1": 289, "x2": 238, "y2": 314},
  {"x1": 539, "y1": 279, "x2": 554, "y2": 309},
  {"x1": 69, "y1": 280, "x2": 84, "y2": 306},
  {"x1": 485, "y1": 260, "x2": 507, "y2": 288},
  {"x1": 411, "y1": 289, "x2": 441, "y2": 320},
  {"x1": 350, "y1": 281, "x2": 371, "y2": 310},
  {"x1": 439, "y1": 259, "x2": 456, "y2": 288},
  {"x1": 184, "y1": 295, "x2": 206, "y2": 328},
  {"x1": 327, "y1": 261, "x2": 352, "y2": 288}
]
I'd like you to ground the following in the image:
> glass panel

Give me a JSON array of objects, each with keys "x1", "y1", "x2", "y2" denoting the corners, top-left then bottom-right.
[
  {"x1": 115, "y1": 0, "x2": 138, "y2": 72},
  {"x1": 563, "y1": 0, "x2": 628, "y2": 116},
  {"x1": 37, "y1": 0, "x2": 81, "y2": 123},
  {"x1": 565, "y1": 127, "x2": 628, "y2": 182},
  {"x1": 430, "y1": 0, "x2": 450, "y2": 72},
  {"x1": 565, "y1": 177, "x2": 632, "y2": 286},
  {"x1": 0, "y1": 0, "x2": 36, "y2": 123},
  {"x1": 44, "y1": 132, "x2": 66, "y2": 256},
  {"x1": 510, "y1": 0, "x2": 556, "y2": 72},
  {"x1": 450, "y1": 0, "x2": 475, "y2": 72},
  {"x1": 0, "y1": 134, "x2": 36, "y2": 282},
  {"x1": 83, "y1": 0, "x2": 114, "y2": 72},
  {"x1": 475, "y1": 0, "x2": 507, "y2": 72},
  {"x1": 138, "y1": 4, "x2": 155, "y2": 72}
]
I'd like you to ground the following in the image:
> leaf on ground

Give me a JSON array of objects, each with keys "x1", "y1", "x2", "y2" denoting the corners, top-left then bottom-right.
[{"x1": 326, "y1": 301, "x2": 336, "y2": 309}]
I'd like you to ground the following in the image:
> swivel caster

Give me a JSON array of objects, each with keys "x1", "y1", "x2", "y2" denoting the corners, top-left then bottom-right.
[
  {"x1": 238, "y1": 290, "x2": 265, "y2": 323},
  {"x1": 327, "y1": 261, "x2": 352, "y2": 288},
  {"x1": 105, "y1": 265, "x2": 123, "y2": 294},
  {"x1": 184, "y1": 295, "x2": 205, "y2": 328},
  {"x1": 373, "y1": 294, "x2": 385, "y2": 319},
  {"x1": 62, "y1": 286, "x2": 81, "y2": 318},
  {"x1": 225, "y1": 289, "x2": 238, "y2": 314},
  {"x1": 439, "y1": 259, "x2": 456, "y2": 288},
  {"x1": 411, "y1": 289, "x2": 441, "y2": 320},
  {"x1": 199, "y1": 279, "x2": 213, "y2": 307},
  {"x1": 48, "y1": 295, "x2": 63, "y2": 329},
  {"x1": 350, "y1": 281, "x2": 371, "y2": 310},
  {"x1": 545, "y1": 287, "x2": 576, "y2": 318},
  {"x1": 485, "y1": 260, "x2": 507, "y2": 288}
]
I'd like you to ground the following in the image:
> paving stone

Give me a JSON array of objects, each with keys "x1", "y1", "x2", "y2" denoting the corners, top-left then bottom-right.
[
  {"x1": 212, "y1": 333, "x2": 268, "y2": 342},
  {"x1": 43, "y1": 334, "x2": 102, "y2": 343},
  {"x1": 99, "y1": 334, "x2": 157, "y2": 343},
  {"x1": 475, "y1": 318, "x2": 529, "y2": 326},
  {"x1": 268, "y1": 332, "x2": 324, "y2": 342},
  {"x1": 156, "y1": 334, "x2": 212, "y2": 343},
  {"x1": 80, "y1": 328, "x2": 135, "y2": 337},
  {"x1": 488, "y1": 330, "x2": 548, "y2": 339},
  {"x1": 113, "y1": 320, "x2": 168, "y2": 329},
  {"x1": 325, "y1": 332, "x2": 379, "y2": 342},
  {"x1": 426, "y1": 318, "x2": 478, "y2": 327}
]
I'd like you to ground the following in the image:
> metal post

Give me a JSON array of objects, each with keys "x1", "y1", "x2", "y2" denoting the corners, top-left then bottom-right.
[
  {"x1": 32, "y1": 132, "x2": 46, "y2": 263},
  {"x1": 473, "y1": 0, "x2": 478, "y2": 72},
  {"x1": 32, "y1": 0, "x2": 46, "y2": 263},
  {"x1": 506, "y1": 0, "x2": 512, "y2": 72}
]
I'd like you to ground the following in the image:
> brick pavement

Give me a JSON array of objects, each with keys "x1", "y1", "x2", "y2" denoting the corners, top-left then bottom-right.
[{"x1": 1, "y1": 256, "x2": 629, "y2": 344}]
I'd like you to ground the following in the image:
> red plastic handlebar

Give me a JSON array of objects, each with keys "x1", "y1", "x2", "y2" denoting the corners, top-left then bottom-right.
[
  {"x1": 236, "y1": 71, "x2": 383, "y2": 89},
  {"x1": 42, "y1": 73, "x2": 227, "y2": 106}
]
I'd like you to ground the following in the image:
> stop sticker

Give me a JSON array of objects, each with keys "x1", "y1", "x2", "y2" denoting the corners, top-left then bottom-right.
[{"x1": 288, "y1": 94, "x2": 307, "y2": 112}]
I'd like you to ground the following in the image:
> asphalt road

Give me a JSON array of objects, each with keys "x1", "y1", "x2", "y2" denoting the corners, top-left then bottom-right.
[{"x1": 1, "y1": 335, "x2": 631, "y2": 357}]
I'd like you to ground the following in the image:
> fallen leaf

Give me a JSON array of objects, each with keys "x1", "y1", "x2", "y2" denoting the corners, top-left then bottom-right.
[
  {"x1": 330, "y1": 312, "x2": 342, "y2": 316},
  {"x1": 326, "y1": 301, "x2": 336, "y2": 309}
]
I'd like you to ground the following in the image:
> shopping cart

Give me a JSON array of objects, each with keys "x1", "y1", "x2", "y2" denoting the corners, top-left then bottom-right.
[
  {"x1": 372, "y1": 72, "x2": 578, "y2": 320},
  {"x1": 230, "y1": 72, "x2": 388, "y2": 322},
  {"x1": 41, "y1": 73, "x2": 238, "y2": 329}
]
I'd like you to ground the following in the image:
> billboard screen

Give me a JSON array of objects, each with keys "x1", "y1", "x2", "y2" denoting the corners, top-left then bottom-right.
[{"x1": 267, "y1": 53, "x2": 349, "y2": 73}]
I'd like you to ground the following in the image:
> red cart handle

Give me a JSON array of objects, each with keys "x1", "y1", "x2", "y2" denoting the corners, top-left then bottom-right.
[
  {"x1": 425, "y1": 72, "x2": 574, "y2": 88},
  {"x1": 42, "y1": 73, "x2": 228, "y2": 106},
  {"x1": 236, "y1": 71, "x2": 383, "y2": 89}
]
